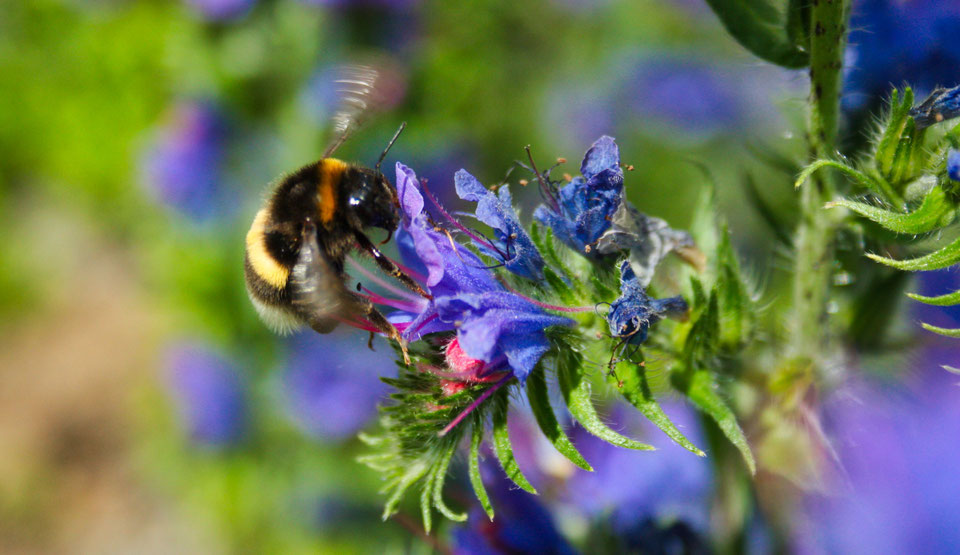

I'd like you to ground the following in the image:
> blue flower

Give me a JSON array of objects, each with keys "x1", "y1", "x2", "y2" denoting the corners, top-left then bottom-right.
[
  {"x1": 607, "y1": 261, "x2": 688, "y2": 345},
  {"x1": 534, "y1": 136, "x2": 624, "y2": 257},
  {"x1": 844, "y1": 1, "x2": 960, "y2": 111},
  {"x1": 455, "y1": 169, "x2": 545, "y2": 281},
  {"x1": 453, "y1": 471, "x2": 577, "y2": 555},
  {"x1": 394, "y1": 162, "x2": 573, "y2": 382},
  {"x1": 166, "y1": 341, "x2": 248, "y2": 447},
  {"x1": 280, "y1": 330, "x2": 392, "y2": 441},
  {"x1": 948, "y1": 149, "x2": 960, "y2": 182},
  {"x1": 142, "y1": 100, "x2": 229, "y2": 222},
  {"x1": 184, "y1": 0, "x2": 256, "y2": 22}
]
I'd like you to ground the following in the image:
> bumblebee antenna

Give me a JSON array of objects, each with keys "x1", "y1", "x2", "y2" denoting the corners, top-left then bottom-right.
[{"x1": 376, "y1": 121, "x2": 406, "y2": 175}]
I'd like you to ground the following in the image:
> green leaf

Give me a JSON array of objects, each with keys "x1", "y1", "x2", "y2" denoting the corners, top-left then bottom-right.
[
  {"x1": 716, "y1": 225, "x2": 754, "y2": 349},
  {"x1": 795, "y1": 160, "x2": 899, "y2": 205},
  {"x1": 469, "y1": 419, "x2": 494, "y2": 520},
  {"x1": 702, "y1": 0, "x2": 810, "y2": 68},
  {"x1": 526, "y1": 366, "x2": 593, "y2": 471},
  {"x1": 786, "y1": 0, "x2": 810, "y2": 49},
  {"x1": 907, "y1": 287, "x2": 960, "y2": 306},
  {"x1": 491, "y1": 388, "x2": 538, "y2": 494},
  {"x1": 612, "y1": 361, "x2": 706, "y2": 457},
  {"x1": 921, "y1": 322, "x2": 960, "y2": 338},
  {"x1": 876, "y1": 88, "x2": 912, "y2": 175},
  {"x1": 556, "y1": 348, "x2": 655, "y2": 451},
  {"x1": 826, "y1": 186, "x2": 951, "y2": 235},
  {"x1": 431, "y1": 443, "x2": 467, "y2": 522},
  {"x1": 866, "y1": 234, "x2": 960, "y2": 271},
  {"x1": 544, "y1": 265, "x2": 577, "y2": 305},
  {"x1": 383, "y1": 462, "x2": 428, "y2": 520},
  {"x1": 420, "y1": 467, "x2": 434, "y2": 533},
  {"x1": 682, "y1": 370, "x2": 756, "y2": 474}
]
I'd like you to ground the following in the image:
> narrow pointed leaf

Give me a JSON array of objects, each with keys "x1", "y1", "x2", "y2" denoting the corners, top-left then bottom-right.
[
  {"x1": 469, "y1": 421, "x2": 494, "y2": 520},
  {"x1": 907, "y1": 287, "x2": 960, "y2": 306},
  {"x1": 612, "y1": 361, "x2": 706, "y2": 457},
  {"x1": 419, "y1": 468, "x2": 434, "y2": 533},
  {"x1": 876, "y1": 88, "x2": 912, "y2": 174},
  {"x1": 944, "y1": 365, "x2": 960, "y2": 374},
  {"x1": 432, "y1": 444, "x2": 467, "y2": 522},
  {"x1": 795, "y1": 160, "x2": 897, "y2": 203},
  {"x1": 544, "y1": 265, "x2": 577, "y2": 305},
  {"x1": 702, "y1": 0, "x2": 810, "y2": 68},
  {"x1": 527, "y1": 366, "x2": 593, "y2": 470},
  {"x1": 491, "y1": 388, "x2": 538, "y2": 494},
  {"x1": 866, "y1": 234, "x2": 960, "y2": 271},
  {"x1": 557, "y1": 349, "x2": 654, "y2": 451},
  {"x1": 921, "y1": 322, "x2": 960, "y2": 338},
  {"x1": 826, "y1": 186, "x2": 950, "y2": 234},
  {"x1": 684, "y1": 370, "x2": 756, "y2": 474},
  {"x1": 384, "y1": 462, "x2": 428, "y2": 520}
]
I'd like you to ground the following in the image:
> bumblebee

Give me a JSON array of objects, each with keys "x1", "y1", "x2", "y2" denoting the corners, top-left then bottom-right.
[{"x1": 244, "y1": 64, "x2": 428, "y2": 363}]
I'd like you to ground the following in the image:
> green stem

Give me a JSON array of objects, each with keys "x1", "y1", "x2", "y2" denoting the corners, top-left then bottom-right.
[{"x1": 791, "y1": 0, "x2": 850, "y2": 363}]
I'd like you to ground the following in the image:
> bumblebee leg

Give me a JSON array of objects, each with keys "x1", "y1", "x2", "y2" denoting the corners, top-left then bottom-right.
[
  {"x1": 359, "y1": 297, "x2": 411, "y2": 366},
  {"x1": 354, "y1": 231, "x2": 431, "y2": 299}
]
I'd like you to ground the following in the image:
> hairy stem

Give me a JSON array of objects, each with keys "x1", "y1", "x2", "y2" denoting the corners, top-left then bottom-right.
[{"x1": 791, "y1": 0, "x2": 850, "y2": 363}]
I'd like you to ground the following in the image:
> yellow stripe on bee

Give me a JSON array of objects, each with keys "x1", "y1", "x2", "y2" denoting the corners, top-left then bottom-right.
[
  {"x1": 245, "y1": 208, "x2": 290, "y2": 289},
  {"x1": 318, "y1": 158, "x2": 348, "y2": 223}
]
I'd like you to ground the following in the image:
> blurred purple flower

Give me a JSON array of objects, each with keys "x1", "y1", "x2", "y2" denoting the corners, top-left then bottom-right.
[
  {"x1": 619, "y1": 56, "x2": 744, "y2": 137},
  {"x1": 453, "y1": 471, "x2": 577, "y2": 555},
  {"x1": 455, "y1": 170, "x2": 545, "y2": 281},
  {"x1": 844, "y1": 0, "x2": 960, "y2": 111},
  {"x1": 166, "y1": 342, "x2": 249, "y2": 447},
  {"x1": 795, "y1": 356, "x2": 960, "y2": 554},
  {"x1": 534, "y1": 136, "x2": 624, "y2": 258},
  {"x1": 392, "y1": 163, "x2": 573, "y2": 382},
  {"x1": 911, "y1": 269, "x2": 960, "y2": 329},
  {"x1": 185, "y1": 0, "x2": 256, "y2": 22},
  {"x1": 565, "y1": 401, "x2": 712, "y2": 534},
  {"x1": 281, "y1": 329, "x2": 392, "y2": 441},
  {"x1": 142, "y1": 100, "x2": 229, "y2": 222}
]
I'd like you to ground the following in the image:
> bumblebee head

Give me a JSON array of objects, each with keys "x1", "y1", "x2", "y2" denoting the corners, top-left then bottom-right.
[{"x1": 346, "y1": 167, "x2": 401, "y2": 232}]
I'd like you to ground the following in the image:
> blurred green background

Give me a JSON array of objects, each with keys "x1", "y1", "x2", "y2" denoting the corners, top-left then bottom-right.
[{"x1": 0, "y1": 0, "x2": 834, "y2": 552}]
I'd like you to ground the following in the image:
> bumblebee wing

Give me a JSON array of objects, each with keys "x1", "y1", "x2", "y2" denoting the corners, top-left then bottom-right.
[
  {"x1": 289, "y1": 220, "x2": 355, "y2": 333},
  {"x1": 322, "y1": 59, "x2": 404, "y2": 158}
]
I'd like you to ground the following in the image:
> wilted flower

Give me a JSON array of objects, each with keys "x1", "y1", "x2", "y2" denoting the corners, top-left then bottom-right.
[
  {"x1": 910, "y1": 85, "x2": 960, "y2": 129},
  {"x1": 281, "y1": 330, "x2": 392, "y2": 441},
  {"x1": 184, "y1": 0, "x2": 256, "y2": 21},
  {"x1": 607, "y1": 261, "x2": 688, "y2": 346},
  {"x1": 455, "y1": 170, "x2": 545, "y2": 281},
  {"x1": 393, "y1": 163, "x2": 573, "y2": 382},
  {"x1": 142, "y1": 100, "x2": 229, "y2": 222},
  {"x1": 166, "y1": 341, "x2": 249, "y2": 447},
  {"x1": 534, "y1": 135, "x2": 624, "y2": 257}
]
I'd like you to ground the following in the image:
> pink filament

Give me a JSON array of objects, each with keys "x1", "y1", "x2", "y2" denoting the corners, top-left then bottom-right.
[
  {"x1": 347, "y1": 256, "x2": 422, "y2": 303},
  {"x1": 438, "y1": 372, "x2": 513, "y2": 437},
  {"x1": 497, "y1": 277, "x2": 593, "y2": 313},
  {"x1": 360, "y1": 287, "x2": 424, "y2": 313},
  {"x1": 419, "y1": 179, "x2": 502, "y2": 255}
]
